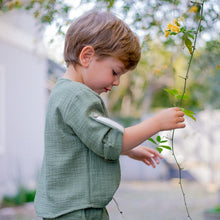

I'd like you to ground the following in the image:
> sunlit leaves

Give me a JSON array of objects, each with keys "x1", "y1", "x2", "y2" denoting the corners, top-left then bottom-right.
[
  {"x1": 165, "y1": 19, "x2": 196, "y2": 55},
  {"x1": 0, "y1": 0, "x2": 23, "y2": 11},
  {"x1": 184, "y1": 38, "x2": 193, "y2": 54},
  {"x1": 164, "y1": 88, "x2": 189, "y2": 100},
  {"x1": 164, "y1": 89, "x2": 197, "y2": 121},
  {"x1": 0, "y1": 0, "x2": 72, "y2": 32},
  {"x1": 148, "y1": 136, "x2": 171, "y2": 153},
  {"x1": 180, "y1": 108, "x2": 196, "y2": 121}
]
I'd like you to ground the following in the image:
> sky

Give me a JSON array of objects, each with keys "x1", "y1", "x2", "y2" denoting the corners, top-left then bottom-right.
[{"x1": 43, "y1": 0, "x2": 95, "y2": 64}]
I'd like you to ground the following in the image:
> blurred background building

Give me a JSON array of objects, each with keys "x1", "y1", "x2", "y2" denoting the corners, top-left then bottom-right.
[{"x1": 0, "y1": 10, "x2": 64, "y2": 199}]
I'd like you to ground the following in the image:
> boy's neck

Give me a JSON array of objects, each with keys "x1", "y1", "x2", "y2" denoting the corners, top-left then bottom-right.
[{"x1": 63, "y1": 64, "x2": 83, "y2": 83}]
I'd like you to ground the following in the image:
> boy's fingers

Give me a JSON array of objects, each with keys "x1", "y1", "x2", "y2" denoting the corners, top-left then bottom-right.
[
  {"x1": 177, "y1": 123, "x2": 186, "y2": 128},
  {"x1": 151, "y1": 150, "x2": 163, "y2": 159},
  {"x1": 153, "y1": 157, "x2": 159, "y2": 164},
  {"x1": 177, "y1": 111, "x2": 185, "y2": 117},
  {"x1": 173, "y1": 107, "x2": 181, "y2": 111},
  {"x1": 148, "y1": 149, "x2": 163, "y2": 160},
  {"x1": 149, "y1": 160, "x2": 156, "y2": 168},
  {"x1": 143, "y1": 159, "x2": 151, "y2": 166},
  {"x1": 144, "y1": 160, "x2": 151, "y2": 166},
  {"x1": 143, "y1": 158, "x2": 155, "y2": 167},
  {"x1": 155, "y1": 151, "x2": 163, "y2": 159},
  {"x1": 177, "y1": 117, "x2": 185, "y2": 123},
  {"x1": 155, "y1": 155, "x2": 161, "y2": 164}
]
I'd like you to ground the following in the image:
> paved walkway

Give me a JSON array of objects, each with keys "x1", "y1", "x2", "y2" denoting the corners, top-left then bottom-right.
[
  {"x1": 0, "y1": 181, "x2": 218, "y2": 220},
  {"x1": 108, "y1": 180, "x2": 218, "y2": 220}
]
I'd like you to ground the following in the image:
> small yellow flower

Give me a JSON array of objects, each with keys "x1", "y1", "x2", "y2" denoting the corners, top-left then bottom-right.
[
  {"x1": 173, "y1": 18, "x2": 178, "y2": 25},
  {"x1": 179, "y1": 16, "x2": 184, "y2": 21},
  {"x1": 153, "y1": 68, "x2": 162, "y2": 75},
  {"x1": 217, "y1": 65, "x2": 220, "y2": 69},
  {"x1": 167, "y1": 23, "x2": 173, "y2": 30},
  {"x1": 189, "y1": 6, "x2": 198, "y2": 13},
  {"x1": 171, "y1": 25, "x2": 180, "y2": 33},
  {"x1": 164, "y1": 30, "x2": 170, "y2": 38},
  {"x1": 165, "y1": 17, "x2": 182, "y2": 37}
]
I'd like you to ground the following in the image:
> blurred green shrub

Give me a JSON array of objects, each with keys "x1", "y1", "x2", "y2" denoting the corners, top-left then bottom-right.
[{"x1": 1, "y1": 187, "x2": 36, "y2": 207}]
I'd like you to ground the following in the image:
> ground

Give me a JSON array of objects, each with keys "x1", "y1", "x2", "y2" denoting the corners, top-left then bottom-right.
[{"x1": 0, "y1": 180, "x2": 218, "y2": 220}]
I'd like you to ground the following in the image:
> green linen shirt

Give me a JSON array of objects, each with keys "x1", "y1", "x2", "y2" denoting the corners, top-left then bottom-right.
[{"x1": 34, "y1": 78, "x2": 124, "y2": 218}]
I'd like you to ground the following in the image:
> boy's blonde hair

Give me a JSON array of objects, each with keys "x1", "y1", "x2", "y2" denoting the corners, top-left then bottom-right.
[{"x1": 64, "y1": 10, "x2": 141, "y2": 70}]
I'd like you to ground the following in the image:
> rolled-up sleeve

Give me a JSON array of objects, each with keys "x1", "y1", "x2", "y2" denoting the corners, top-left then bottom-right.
[
  {"x1": 102, "y1": 128, "x2": 123, "y2": 160},
  {"x1": 61, "y1": 90, "x2": 124, "y2": 160}
]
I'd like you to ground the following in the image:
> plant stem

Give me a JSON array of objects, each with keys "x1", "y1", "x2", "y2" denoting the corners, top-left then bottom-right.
[
  {"x1": 178, "y1": 0, "x2": 204, "y2": 106},
  {"x1": 171, "y1": 1, "x2": 204, "y2": 219}
]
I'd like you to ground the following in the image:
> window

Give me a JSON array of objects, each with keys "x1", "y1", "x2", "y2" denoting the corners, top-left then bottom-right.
[{"x1": 0, "y1": 65, "x2": 6, "y2": 155}]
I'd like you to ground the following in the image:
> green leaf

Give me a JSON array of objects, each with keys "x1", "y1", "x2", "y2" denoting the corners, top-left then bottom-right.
[
  {"x1": 160, "y1": 140, "x2": 168, "y2": 143},
  {"x1": 182, "y1": 109, "x2": 195, "y2": 115},
  {"x1": 107, "y1": 0, "x2": 115, "y2": 9},
  {"x1": 187, "y1": 32, "x2": 194, "y2": 39},
  {"x1": 180, "y1": 27, "x2": 186, "y2": 32},
  {"x1": 156, "y1": 147, "x2": 163, "y2": 153},
  {"x1": 176, "y1": 94, "x2": 189, "y2": 100},
  {"x1": 199, "y1": 25, "x2": 204, "y2": 33},
  {"x1": 164, "y1": 88, "x2": 178, "y2": 97},
  {"x1": 148, "y1": 138, "x2": 157, "y2": 145},
  {"x1": 182, "y1": 109, "x2": 196, "y2": 121},
  {"x1": 123, "y1": 5, "x2": 130, "y2": 13},
  {"x1": 156, "y1": 135, "x2": 161, "y2": 142},
  {"x1": 185, "y1": 37, "x2": 193, "y2": 54},
  {"x1": 159, "y1": 145, "x2": 172, "y2": 150},
  {"x1": 41, "y1": 15, "x2": 53, "y2": 24},
  {"x1": 170, "y1": 32, "x2": 178, "y2": 35},
  {"x1": 62, "y1": 5, "x2": 71, "y2": 13}
]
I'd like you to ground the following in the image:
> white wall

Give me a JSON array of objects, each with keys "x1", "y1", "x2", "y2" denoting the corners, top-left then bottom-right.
[
  {"x1": 0, "y1": 11, "x2": 47, "y2": 197},
  {"x1": 0, "y1": 65, "x2": 6, "y2": 156}
]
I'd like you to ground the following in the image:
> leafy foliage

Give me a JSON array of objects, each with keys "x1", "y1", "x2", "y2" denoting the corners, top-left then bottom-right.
[
  {"x1": 0, "y1": 0, "x2": 72, "y2": 35},
  {"x1": 206, "y1": 205, "x2": 220, "y2": 214},
  {"x1": 148, "y1": 136, "x2": 171, "y2": 153},
  {"x1": 1, "y1": 187, "x2": 36, "y2": 207},
  {"x1": 180, "y1": 108, "x2": 196, "y2": 121}
]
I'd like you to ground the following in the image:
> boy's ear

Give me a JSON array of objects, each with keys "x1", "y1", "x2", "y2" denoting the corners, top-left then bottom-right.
[{"x1": 79, "y1": 46, "x2": 95, "y2": 67}]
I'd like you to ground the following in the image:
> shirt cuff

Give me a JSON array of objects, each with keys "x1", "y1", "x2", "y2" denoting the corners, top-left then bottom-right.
[{"x1": 103, "y1": 128, "x2": 123, "y2": 160}]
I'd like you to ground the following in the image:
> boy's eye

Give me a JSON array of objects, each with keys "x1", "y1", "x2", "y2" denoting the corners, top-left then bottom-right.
[{"x1": 112, "y1": 70, "x2": 118, "y2": 76}]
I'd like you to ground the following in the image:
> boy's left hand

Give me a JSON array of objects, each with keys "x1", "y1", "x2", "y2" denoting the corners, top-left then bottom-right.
[{"x1": 125, "y1": 146, "x2": 162, "y2": 168}]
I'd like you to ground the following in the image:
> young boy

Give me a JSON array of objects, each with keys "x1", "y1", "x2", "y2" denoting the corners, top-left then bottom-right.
[{"x1": 34, "y1": 10, "x2": 185, "y2": 220}]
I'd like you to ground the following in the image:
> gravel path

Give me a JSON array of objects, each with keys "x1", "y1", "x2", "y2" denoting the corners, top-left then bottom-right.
[
  {"x1": 107, "y1": 181, "x2": 218, "y2": 220},
  {"x1": 0, "y1": 180, "x2": 218, "y2": 220}
]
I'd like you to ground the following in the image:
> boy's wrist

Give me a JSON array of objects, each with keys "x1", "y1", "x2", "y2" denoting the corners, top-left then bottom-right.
[{"x1": 147, "y1": 115, "x2": 161, "y2": 133}]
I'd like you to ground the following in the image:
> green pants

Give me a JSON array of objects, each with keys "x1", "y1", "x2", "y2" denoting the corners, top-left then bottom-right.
[{"x1": 43, "y1": 207, "x2": 109, "y2": 220}]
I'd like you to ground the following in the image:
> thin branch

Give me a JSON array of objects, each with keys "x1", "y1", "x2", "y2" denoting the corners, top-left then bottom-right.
[{"x1": 171, "y1": 1, "x2": 205, "y2": 219}]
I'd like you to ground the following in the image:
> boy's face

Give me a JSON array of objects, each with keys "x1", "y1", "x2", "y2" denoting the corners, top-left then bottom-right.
[{"x1": 81, "y1": 56, "x2": 127, "y2": 95}]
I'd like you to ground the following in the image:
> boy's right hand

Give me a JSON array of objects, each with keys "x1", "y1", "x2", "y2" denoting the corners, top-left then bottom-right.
[
  {"x1": 154, "y1": 107, "x2": 185, "y2": 131},
  {"x1": 121, "y1": 107, "x2": 185, "y2": 154}
]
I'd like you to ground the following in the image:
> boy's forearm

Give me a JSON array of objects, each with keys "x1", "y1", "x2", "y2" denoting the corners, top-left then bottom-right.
[
  {"x1": 121, "y1": 116, "x2": 159, "y2": 154},
  {"x1": 120, "y1": 107, "x2": 185, "y2": 154}
]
